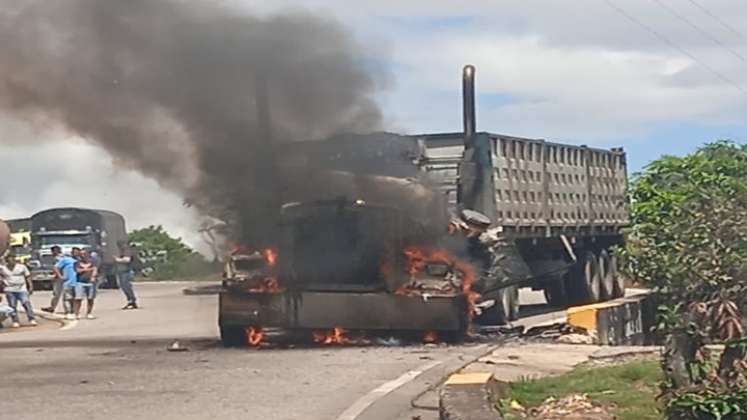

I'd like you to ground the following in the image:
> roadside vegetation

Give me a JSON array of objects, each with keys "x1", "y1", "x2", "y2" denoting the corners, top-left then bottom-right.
[
  {"x1": 500, "y1": 141, "x2": 746, "y2": 420},
  {"x1": 622, "y1": 141, "x2": 747, "y2": 420},
  {"x1": 128, "y1": 225, "x2": 220, "y2": 281},
  {"x1": 503, "y1": 359, "x2": 662, "y2": 419}
]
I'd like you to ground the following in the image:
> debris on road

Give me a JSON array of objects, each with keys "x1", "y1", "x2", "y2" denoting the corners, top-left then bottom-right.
[
  {"x1": 556, "y1": 333, "x2": 595, "y2": 345},
  {"x1": 167, "y1": 340, "x2": 189, "y2": 352},
  {"x1": 523, "y1": 323, "x2": 590, "y2": 341}
]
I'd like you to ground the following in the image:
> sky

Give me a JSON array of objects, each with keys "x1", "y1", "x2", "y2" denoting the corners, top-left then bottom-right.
[{"x1": 1, "y1": 0, "x2": 746, "y2": 249}]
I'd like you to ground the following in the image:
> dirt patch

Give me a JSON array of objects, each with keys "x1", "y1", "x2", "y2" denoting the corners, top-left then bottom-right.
[
  {"x1": 581, "y1": 351, "x2": 659, "y2": 369},
  {"x1": 528, "y1": 394, "x2": 613, "y2": 419}
]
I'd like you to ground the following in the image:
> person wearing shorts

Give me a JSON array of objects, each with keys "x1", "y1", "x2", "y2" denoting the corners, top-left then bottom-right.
[
  {"x1": 75, "y1": 250, "x2": 97, "y2": 319},
  {"x1": 55, "y1": 248, "x2": 80, "y2": 320}
]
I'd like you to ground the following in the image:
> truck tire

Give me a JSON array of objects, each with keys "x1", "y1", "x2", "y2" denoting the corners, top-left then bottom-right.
[
  {"x1": 220, "y1": 325, "x2": 247, "y2": 347},
  {"x1": 543, "y1": 277, "x2": 567, "y2": 307},
  {"x1": 568, "y1": 251, "x2": 601, "y2": 305},
  {"x1": 495, "y1": 285, "x2": 519, "y2": 324},
  {"x1": 507, "y1": 285, "x2": 520, "y2": 321},
  {"x1": 611, "y1": 253, "x2": 625, "y2": 298},
  {"x1": 598, "y1": 250, "x2": 615, "y2": 300},
  {"x1": 584, "y1": 251, "x2": 602, "y2": 303}
]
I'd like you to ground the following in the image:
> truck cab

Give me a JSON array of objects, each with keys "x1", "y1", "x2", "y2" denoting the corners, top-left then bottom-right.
[
  {"x1": 29, "y1": 228, "x2": 98, "y2": 288},
  {"x1": 29, "y1": 208, "x2": 127, "y2": 289},
  {"x1": 9, "y1": 231, "x2": 32, "y2": 264}
]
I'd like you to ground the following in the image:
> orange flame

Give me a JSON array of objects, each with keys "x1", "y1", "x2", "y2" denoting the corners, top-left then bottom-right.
[
  {"x1": 248, "y1": 276, "x2": 284, "y2": 294},
  {"x1": 264, "y1": 248, "x2": 277, "y2": 267},
  {"x1": 399, "y1": 246, "x2": 481, "y2": 318},
  {"x1": 312, "y1": 327, "x2": 349, "y2": 345},
  {"x1": 241, "y1": 248, "x2": 282, "y2": 294},
  {"x1": 423, "y1": 331, "x2": 439, "y2": 343},
  {"x1": 246, "y1": 327, "x2": 264, "y2": 347}
]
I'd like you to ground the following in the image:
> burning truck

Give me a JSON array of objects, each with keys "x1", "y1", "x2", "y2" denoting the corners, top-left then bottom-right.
[{"x1": 218, "y1": 66, "x2": 629, "y2": 346}]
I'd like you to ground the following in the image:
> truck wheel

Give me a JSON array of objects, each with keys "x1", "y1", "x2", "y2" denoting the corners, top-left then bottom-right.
[
  {"x1": 584, "y1": 251, "x2": 601, "y2": 303},
  {"x1": 568, "y1": 251, "x2": 601, "y2": 304},
  {"x1": 220, "y1": 325, "x2": 247, "y2": 347},
  {"x1": 543, "y1": 277, "x2": 567, "y2": 307},
  {"x1": 611, "y1": 253, "x2": 625, "y2": 298},
  {"x1": 507, "y1": 285, "x2": 520, "y2": 321},
  {"x1": 494, "y1": 286, "x2": 519, "y2": 324},
  {"x1": 598, "y1": 250, "x2": 615, "y2": 300}
]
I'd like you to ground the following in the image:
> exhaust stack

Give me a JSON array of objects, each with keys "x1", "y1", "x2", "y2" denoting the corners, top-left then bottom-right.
[{"x1": 462, "y1": 65, "x2": 476, "y2": 143}]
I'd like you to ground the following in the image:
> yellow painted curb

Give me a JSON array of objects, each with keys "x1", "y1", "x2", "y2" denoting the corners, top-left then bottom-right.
[
  {"x1": 567, "y1": 299, "x2": 631, "y2": 333},
  {"x1": 567, "y1": 306, "x2": 600, "y2": 333},
  {"x1": 444, "y1": 372, "x2": 493, "y2": 385},
  {"x1": 566, "y1": 292, "x2": 655, "y2": 345}
]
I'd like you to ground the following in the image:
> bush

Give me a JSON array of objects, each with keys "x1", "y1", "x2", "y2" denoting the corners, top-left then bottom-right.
[
  {"x1": 128, "y1": 225, "x2": 220, "y2": 280},
  {"x1": 622, "y1": 141, "x2": 747, "y2": 419}
]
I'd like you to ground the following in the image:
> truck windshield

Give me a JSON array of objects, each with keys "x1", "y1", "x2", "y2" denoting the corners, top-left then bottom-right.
[
  {"x1": 11, "y1": 244, "x2": 32, "y2": 255},
  {"x1": 38, "y1": 235, "x2": 91, "y2": 246}
]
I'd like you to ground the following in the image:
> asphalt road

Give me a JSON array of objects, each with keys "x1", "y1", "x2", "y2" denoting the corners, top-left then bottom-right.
[{"x1": 0, "y1": 282, "x2": 557, "y2": 420}]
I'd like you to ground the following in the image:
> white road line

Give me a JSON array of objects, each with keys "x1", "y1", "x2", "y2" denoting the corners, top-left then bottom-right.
[{"x1": 335, "y1": 360, "x2": 442, "y2": 420}]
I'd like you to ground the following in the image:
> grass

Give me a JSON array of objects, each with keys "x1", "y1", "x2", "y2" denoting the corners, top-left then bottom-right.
[{"x1": 505, "y1": 359, "x2": 663, "y2": 420}]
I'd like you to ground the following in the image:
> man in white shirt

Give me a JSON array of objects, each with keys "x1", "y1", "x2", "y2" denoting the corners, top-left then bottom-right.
[{"x1": 0, "y1": 254, "x2": 37, "y2": 328}]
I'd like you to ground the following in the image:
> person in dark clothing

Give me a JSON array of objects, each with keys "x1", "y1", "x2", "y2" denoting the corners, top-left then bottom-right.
[{"x1": 114, "y1": 241, "x2": 138, "y2": 309}]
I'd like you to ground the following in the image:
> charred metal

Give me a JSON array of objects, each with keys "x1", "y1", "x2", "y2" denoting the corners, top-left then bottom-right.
[{"x1": 219, "y1": 65, "x2": 629, "y2": 346}]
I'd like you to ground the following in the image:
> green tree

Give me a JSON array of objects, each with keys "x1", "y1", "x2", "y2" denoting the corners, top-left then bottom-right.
[
  {"x1": 623, "y1": 141, "x2": 747, "y2": 419},
  {"x1": 128, "y1": 225, "x2": 216, "y2": 280}
]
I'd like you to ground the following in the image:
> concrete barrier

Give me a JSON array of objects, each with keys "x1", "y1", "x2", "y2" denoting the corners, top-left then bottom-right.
[
  {"x1": 567, "y1": 292, "x2": 656, "y2": 346},
  {"x1": 439, "y1": 372, "x2": 506, "y2": 420}
]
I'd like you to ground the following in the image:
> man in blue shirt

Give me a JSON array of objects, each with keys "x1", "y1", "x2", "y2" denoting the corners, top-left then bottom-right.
[{"x1": 53, "y1": 246, "x2": 80, "y2": 320}]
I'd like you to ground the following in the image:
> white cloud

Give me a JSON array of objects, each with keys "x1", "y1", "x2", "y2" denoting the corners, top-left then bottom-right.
[{"x1": 0, "y1": 139, "x2": 206, "y2": 250}]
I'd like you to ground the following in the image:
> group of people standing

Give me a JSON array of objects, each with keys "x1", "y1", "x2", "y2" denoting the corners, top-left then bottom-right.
[
  {"x1": 41, "y1": 246, "x2": 100, "y2": 320},
  {"x1": 0, "y1": 241, "x2": 140, "y2": 328}
]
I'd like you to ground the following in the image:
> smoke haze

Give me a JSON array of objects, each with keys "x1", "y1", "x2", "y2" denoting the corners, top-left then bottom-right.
[{"x1": 0, "y1": 0, "x2": 386, "y2": 244}]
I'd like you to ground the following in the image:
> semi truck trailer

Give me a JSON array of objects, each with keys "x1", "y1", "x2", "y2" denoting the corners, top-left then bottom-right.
[{"x1": 219, "y1": 65, "x2": 628, "y2": 345}]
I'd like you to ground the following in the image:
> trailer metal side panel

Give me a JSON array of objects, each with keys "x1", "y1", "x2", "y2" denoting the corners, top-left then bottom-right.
[
  {"x1": 416, "y1": 134, "x2": 464, "y2": 209},
  {"x1": 415, "y1": 132, "x2": 629, "y2": 237},
  {"x1": 492, "y1": 136, "x2": 628, "y2": 229}
]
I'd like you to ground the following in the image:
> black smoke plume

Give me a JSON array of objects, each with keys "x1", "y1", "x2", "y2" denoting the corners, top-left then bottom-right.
[{"x1": 0, "y1": 0, "x2": 387, "y2": 245}]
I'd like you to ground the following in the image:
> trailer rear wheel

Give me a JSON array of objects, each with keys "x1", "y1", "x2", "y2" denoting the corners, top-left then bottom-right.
[
  {"x1": 611, "y1": 253, "x2": 625, "y2": 298},
  {"x1": 584, "y1": 251, "x2": 602, "y2": 303},
  {"x1": 598, "y1": 250, "x2": 615, "y2": 300},
  {"x1": 568, "y1": 251, "x2": 601, "y2": 304},
  {"x1": 496, "y1": 285, "x2": 519, "y2": 323},
  {"x1": 508, "y1": 285, "x2": 520, "y2": 321}
]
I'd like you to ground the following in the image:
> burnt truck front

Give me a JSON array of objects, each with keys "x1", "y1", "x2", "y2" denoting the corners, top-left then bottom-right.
[{"x1": 218, "y1": 199, "x2": 470, "y2": 346}]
